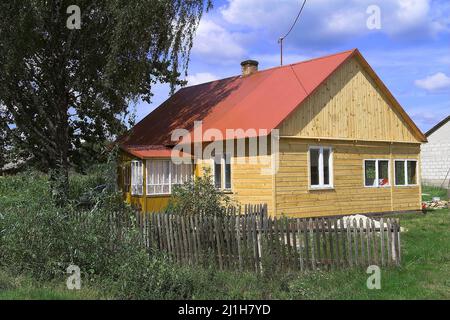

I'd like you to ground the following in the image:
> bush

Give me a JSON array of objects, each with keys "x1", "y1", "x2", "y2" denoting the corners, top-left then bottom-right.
[{"x1": 166, "y1": 169, "x2": 236, "y2": 216}]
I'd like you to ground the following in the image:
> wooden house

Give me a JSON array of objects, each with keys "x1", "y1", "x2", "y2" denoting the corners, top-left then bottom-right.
[{"x1": 117, "y1": 49, "x2": 427, "y2": 217}]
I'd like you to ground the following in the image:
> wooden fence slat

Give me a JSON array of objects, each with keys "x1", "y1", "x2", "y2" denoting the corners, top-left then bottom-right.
[
  {"x1": 296, "y1": 219, "x2": 304, "y2": 271},
  {"x1": 236, "y1": 215, "x2": 243, "y2": 271},
  {"x1": 393, "y1": 219, "x2": 400, "y2": 266},
  {"x1": 386, "y1": 218, "x2": 392, "y2": 265},
  {"x1": 304, "y1": 219, "x2": 311, "y2": 270},
  {"x1": 359, "y1": 218, "x2": 365, "y2": 267},
  {"x1": 313, "y1": 218, "x2": 319, "y2": 270},
  {"x1": 333, "y1": 219, "x2": 340, "y2": 269},
  {"x1": 320, "y1": 219, "x2": 327, "y2": 269},
  {"x1": 371, "y1": 219, "x2": 378, "y2": 265},
  {"x1": 252, "y1": 214, "x2": 260, "y2": 273},
  {"x1": 328, "y1": 218, "x2": 335, "y2": 269},
  {"x1": 345, "y1": 218, "x2": 352, "y2": 267},
  {"x1": 397, "y1": 219, "x2": 401, "y2": 265},
  {"x1": 353, "y1": 218, "x2": 359, "y2": 267},
  {"x1": 379, "y1": 217, "x2": 385, "y2": 267},
  {"x1": 214, "y1": 216, "x2": 224, "y2": 270},
  {"x1": 366, "y1": 218, "x2": 371, "y2": 265}
]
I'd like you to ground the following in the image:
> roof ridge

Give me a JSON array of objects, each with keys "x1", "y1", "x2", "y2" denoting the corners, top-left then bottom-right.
[
  {"x1": 181, "y1": 49, "x2": 357, "y2": 89},
  {"x1": 261, "y1": 48, "x2": 357, "y2": 73}
]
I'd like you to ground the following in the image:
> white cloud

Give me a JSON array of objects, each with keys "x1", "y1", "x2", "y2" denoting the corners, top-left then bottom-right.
[
  {"x1": 191, "y1": 19, "x2": 246, "y2": 63},
  {"x1": 220, "y1": 0, "x2": 450, "y2": 47},
  {"x1": 415, "y1": 72, "x2": 450, "y2": 91},
  {"x1": 186, "y1": 72, "x2": 219, "y2": 86}
]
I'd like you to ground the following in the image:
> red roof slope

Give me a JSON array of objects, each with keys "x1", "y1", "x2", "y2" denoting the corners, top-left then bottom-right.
[
  {"x1": 119, "y1": 50, "x2": 354, "y2": 147},
  {"x1": 119, "y1": 49, "x2": 425, "y2": 151}
]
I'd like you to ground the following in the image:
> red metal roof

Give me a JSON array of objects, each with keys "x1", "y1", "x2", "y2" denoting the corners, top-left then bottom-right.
[{"x1": 118, "y1": 48, "x2": 426, "y2": 152}]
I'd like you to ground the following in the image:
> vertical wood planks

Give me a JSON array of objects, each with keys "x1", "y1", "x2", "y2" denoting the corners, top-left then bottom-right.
[{"x1": 123, "y1": 205, "x2": 402, "y2": 274}]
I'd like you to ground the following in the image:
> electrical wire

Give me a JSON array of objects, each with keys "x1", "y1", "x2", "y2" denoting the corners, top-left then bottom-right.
[{"x1": 279, "y1": 0, "x2": 307, "y2": 41}]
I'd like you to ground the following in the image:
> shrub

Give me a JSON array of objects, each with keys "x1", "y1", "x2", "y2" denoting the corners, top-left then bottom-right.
[{"x1": 166, "y1": 169, "x2": 236, "y2": 216}]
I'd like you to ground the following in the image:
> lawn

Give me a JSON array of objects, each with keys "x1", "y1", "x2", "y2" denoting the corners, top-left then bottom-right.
[{"x1": 422, "y1": 185, "x2": 449, "y2": 201}]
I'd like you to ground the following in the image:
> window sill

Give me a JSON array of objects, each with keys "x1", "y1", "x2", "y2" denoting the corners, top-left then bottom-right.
[
  {"x1": 216, "y1": 189, "x2": 233, "y2": 194},
  {"x1": 309, "y1": 186, "x2": 335, "y2": 191},
  {"x1": 364, "y1": 185, "x2": 391, "y2": 188},
  {"x1": 146, "y1": 194, "x2": 171, "y2": 197},
  {"x1": 394, "y1": 184, "x2": 418, "y2": 188}
]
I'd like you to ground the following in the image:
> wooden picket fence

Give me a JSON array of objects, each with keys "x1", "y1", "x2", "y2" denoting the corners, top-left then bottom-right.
[{"x1": 131, "y1": 204, "x2": 402, "y2": 273}]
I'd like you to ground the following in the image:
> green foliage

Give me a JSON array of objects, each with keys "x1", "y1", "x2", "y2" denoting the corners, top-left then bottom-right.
[
  {"x1": 0, "y1": 170, "x2": 200, "y2": 299},
  {"x1": 166, "y1": 169, "x2": 236, "y2": 216},
  {"x1": 0, "y1": 0, "x2": 212, "y2": 200}
]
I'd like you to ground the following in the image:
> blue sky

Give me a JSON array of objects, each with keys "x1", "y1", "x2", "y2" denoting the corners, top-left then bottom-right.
[{"x1": 134, "y1": 0, "x2": 450, "y2": 133}]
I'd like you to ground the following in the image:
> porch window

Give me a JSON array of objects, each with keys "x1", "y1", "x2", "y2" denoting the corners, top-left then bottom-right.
[
  {"x1": 395, "y1": 160, "x2": 418, "y2": 186},
  {"x1": 309, "y1": 147, "x2": 333, "y2": 189},
  {"x1": 213, "y1": 153, "x2": 232, "y2": 190},
  {"x1": 131, "y1": 160, "x2": 143, "y2": 196},
  {"x1": 146, "y1": 159, "x2": 193, "y2": 195},
  {"x1": 364, "y1": 160, "x2": 390, "y2": 187},
  {"x1": 122, "y1": 164, "x2": 131, "y2": 191}
]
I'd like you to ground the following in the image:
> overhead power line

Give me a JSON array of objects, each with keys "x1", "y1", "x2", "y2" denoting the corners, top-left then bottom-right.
[{"x1": 278, "y1": 0, "x2": 307, "y2": 66}]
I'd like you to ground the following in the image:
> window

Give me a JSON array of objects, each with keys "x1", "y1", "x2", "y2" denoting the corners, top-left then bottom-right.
[
  {"x1": 146, "y1": 159, "x2": 192, "y2": 195},
  {"x1": 309, "y1": 147, "x2": 333, "y2": 188},
  {"x1": 213, "y1": 153, "x2": 232, "y2": 190},
  {"x1": 395, "y1": 160, "x2": 418, "y2": 186},
  {"x1": 122, "y1": 164, "x2": 131, "y2": 191},
  {"x1": 131, "y1": 160, "x2": 143, "y2": 195},
  {"x1": 364, "y1": 160, "x2": 390, "y2": 187}
]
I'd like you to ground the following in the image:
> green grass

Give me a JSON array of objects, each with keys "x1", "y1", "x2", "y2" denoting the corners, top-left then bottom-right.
[
  {"x1": 0, "y1": 270, "x2": 102, "y2": 300},
  {"x1": 422, "y1": 185, "x2": 449, "y2": 201}
]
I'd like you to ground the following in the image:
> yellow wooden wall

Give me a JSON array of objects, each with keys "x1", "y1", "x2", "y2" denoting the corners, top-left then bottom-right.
[
  {"x1": 274, "y1": 138, "x2": 421, "y2": 217},
  {"x1": 196, "y1": 143, "x2": 275, "y2": 215},
  {"x1": 278, "y1": 57, "x2": 420, "y2": 143}
]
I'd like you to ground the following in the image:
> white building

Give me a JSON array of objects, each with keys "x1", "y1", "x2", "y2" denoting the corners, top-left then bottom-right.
[{"x1": 421, "y1": 116, "x2": 450, "y2": 188}]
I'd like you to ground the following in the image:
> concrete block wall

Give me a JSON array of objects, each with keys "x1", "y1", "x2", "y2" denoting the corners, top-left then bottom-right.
[{"x1": 421, "y1": 120, "x2": 450, "y2": 188}]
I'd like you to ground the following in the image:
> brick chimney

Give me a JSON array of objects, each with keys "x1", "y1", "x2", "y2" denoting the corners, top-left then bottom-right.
[{"x1": 240, "y1": 60, "x2": 259, "y2": 76}]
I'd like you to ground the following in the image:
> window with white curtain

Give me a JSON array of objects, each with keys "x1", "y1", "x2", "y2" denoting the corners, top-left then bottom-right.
[
  {"x1": 309, "y1": 146, "x2": 333, "y2": 188},
  {"x1": 131, "y1": 160, "x2": 143, "y2": 195},
  {"x1": 212, "y1": 153, "x2": 232, "y2": 190},
  {"x1": 122, "y1": 163, "x2": 131, "y2": 191},
  {"x1": 146, "y1": 159, "x2": 193, "y2": 195}
]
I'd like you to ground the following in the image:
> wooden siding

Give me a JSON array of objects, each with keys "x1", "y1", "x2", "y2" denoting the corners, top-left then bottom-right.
[
  {"x1": 197, "y1": 152, "x2": 275, "y2": 215},
  {"x1": 274, "y1": 138, "x2": 421, "y2": 217},
  {"x1": 278, "y1": 57, "x2": 420, "y2": 143}
]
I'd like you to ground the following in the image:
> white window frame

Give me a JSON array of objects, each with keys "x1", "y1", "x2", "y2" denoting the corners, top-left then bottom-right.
[
  {"x1": 212, "y1": 153, "x2": 232, "y2": 191},
  {"x1": 309, "y1": 146, "x2": 333, "y2": 189},
  {"x1": 146, "y1": 159, "x2": 193, "y2": 196},
  {"x1": 131, "y1": 160, "x2": 143, "y2": 196},
  {"x1": 363, "y1": 159, "x2": 391, "y2": 188},
  {"x1": 394, "y1": 159, "x2": 418, "y2": 187}
]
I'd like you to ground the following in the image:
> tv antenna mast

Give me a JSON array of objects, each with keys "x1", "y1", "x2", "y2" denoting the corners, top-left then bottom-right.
[{"x1": 278, "y1": 0, "x2": 307, "y2": 66}]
